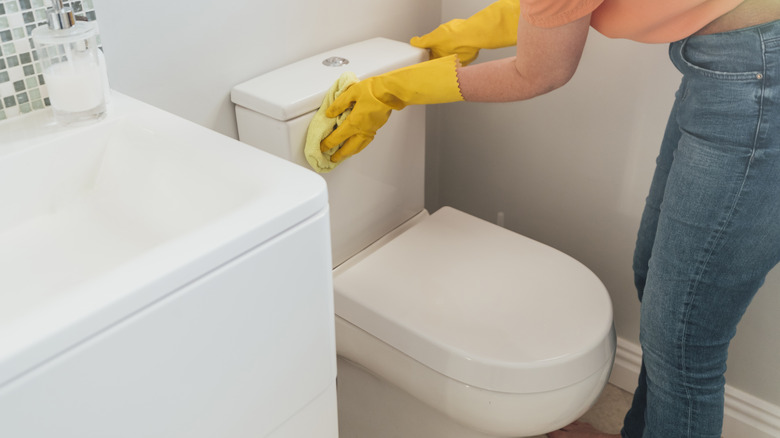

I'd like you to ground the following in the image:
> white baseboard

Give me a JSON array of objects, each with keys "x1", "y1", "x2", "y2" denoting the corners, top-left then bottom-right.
[
  {"x1": 608, "y1": 337, "x2": 780, "y2": 438},
  {"x1": 609, "y1": 337, "x2": 643, "y2": 394}
]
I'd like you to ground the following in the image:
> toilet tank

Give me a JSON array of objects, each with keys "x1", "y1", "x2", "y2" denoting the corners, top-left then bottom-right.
[{"x1": 232, "y1": 38, "x2": 428, "y2": 267}]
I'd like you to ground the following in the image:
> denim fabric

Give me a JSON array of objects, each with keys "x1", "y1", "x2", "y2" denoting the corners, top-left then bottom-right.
[{"x1": 623, "y1": 20, "x2": 780, "y2": 438}]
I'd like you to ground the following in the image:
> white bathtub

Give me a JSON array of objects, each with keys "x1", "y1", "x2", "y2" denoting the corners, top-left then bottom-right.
[{"x1": 0, "y1": 93, "x2": 338, "y2": 438}]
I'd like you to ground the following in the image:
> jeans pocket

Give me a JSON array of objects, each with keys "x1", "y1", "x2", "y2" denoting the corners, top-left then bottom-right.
[{"x1": 676, "y1": 39, "x2": 763, "y2": 81}]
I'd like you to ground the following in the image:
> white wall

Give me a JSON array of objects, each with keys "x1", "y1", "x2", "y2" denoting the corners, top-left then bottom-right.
[
  {"x1": 93, "y1": 0, "x2": 441, "y2": 138},
  {"x1": 93, "y1": 0, "x2": 779, "y2": 410},
  {"x1": 432, "y1": 0, "x2": 780, "y2": 407}
]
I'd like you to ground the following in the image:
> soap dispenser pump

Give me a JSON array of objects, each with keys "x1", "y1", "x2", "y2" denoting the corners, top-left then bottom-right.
[{"x1": 32, "y1": 0, "x2": 106, "y2": 125}]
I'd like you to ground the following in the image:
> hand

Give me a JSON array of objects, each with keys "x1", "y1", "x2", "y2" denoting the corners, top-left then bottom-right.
[
  {"x1": 320, "y1": 78, "x2": 394, "y2": 162},
  {"x1": 320, "y1": 55, "x2": 464, "y2": 163},
  {"x1": 410, "y1": 0, "x2": 521, "y2": 66}
]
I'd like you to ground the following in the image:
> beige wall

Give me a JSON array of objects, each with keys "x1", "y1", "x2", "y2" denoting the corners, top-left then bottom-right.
[{"x1": 94, "y1": 0, "x2": 441, "y2": 138}]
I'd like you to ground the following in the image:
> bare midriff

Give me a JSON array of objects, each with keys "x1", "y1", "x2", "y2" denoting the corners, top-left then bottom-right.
[{"x1": 694, "y1": 0, "x2": 780, "y2": 35}]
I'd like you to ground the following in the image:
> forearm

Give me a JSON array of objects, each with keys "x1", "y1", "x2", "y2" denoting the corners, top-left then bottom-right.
[
  {"x1": 456, "y1": 56, "x2": 563, "y2": 102},
  {"x1": 457, "y1": 13, "x2": 591, "y2": 103}
]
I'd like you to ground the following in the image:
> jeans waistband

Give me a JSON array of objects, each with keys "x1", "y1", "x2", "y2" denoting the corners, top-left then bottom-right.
[{"x1": 670, "y1": 19, "x2": 780, "y2": 77}]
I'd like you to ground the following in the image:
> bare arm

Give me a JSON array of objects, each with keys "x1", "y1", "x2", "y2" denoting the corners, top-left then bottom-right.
[{"x1": 457, "y1": 12, "x2": 592, "y2": 102}]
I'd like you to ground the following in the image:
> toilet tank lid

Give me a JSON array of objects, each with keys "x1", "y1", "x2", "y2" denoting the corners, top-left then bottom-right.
[
  {"x1": 231, "y1": 38, "x2": 427, "y2": 122},
  {"x1": 334, "y1": 207, "x2": 616, "y2": 393}
]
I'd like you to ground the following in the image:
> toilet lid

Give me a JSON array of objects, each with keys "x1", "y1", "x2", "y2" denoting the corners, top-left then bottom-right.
[{"x1": 334, "y1": 207, "x2": 615, "y2": 393}]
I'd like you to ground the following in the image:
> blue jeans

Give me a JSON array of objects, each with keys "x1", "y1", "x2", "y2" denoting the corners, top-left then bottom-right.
[{"x1": 622, "y1": 20, "x2": 780, "y2": 438}]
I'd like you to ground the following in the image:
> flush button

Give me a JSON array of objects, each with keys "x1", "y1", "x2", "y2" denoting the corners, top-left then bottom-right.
[{"x1": 323, "y1": 56, "x2": 349, "y2": 67}]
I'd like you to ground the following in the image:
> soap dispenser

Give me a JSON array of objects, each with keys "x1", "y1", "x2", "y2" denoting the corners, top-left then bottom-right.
[{"x1": 32, "y1": 0, "x2": 106, "y2": 125}]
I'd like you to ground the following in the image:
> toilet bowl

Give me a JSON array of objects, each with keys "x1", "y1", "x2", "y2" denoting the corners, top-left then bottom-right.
[
  {"x1": 231, "y1": 38, "x2": 616, "y2": 438},
  {"x1": 335, "y1": 206, "x2": 615, "y2": 437}
]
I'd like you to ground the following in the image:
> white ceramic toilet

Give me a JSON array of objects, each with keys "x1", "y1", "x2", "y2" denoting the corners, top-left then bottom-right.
[{"x1": 232, "y1": 38, "x2": 616, "y2": 438}]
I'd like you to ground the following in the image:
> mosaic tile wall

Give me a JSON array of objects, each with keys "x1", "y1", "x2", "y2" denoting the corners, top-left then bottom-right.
[{"x1": 0, "y1": 0, "x2": 97, "y2": 121}]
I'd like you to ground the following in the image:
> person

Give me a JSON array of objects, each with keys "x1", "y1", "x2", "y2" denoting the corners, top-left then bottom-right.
[{"x1": 320, "y1": 0, "x2": 780, "y2": 437}]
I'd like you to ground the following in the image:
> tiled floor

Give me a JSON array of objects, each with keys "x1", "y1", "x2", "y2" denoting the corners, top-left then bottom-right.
[{"x1": 528, "y1": 384, "x2": 635, "y2": 437}]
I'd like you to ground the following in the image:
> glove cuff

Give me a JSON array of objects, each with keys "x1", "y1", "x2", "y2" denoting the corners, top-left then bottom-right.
[{"x1": 374, "y1": 55, "x2": 464, "y2": 108}]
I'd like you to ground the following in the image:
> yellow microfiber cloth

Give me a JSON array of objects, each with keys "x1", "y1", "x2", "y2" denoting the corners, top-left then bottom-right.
[{"x1": 305, "y1": 72, "x2": 359, "y2": 173}]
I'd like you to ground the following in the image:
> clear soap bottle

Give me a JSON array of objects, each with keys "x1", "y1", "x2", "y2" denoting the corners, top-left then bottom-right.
[{"x1": 32, "y1": 0, "x2": 106, "y2": 125}]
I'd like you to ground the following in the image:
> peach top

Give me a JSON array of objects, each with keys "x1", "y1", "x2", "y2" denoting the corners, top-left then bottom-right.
[{"x1": 520, "y1": 0, "x2": 745, "y2": 43}]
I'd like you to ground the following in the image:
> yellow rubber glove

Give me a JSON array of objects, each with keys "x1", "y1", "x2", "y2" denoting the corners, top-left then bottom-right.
[
  {"x1": 410, "y1": 0, "x2": 520, "y2": 66},
  {"x1": 320, "y1": 55, "x2": 464, "y2": 163}
]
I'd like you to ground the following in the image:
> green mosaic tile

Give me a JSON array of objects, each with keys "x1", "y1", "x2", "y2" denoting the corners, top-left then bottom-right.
[{"x1": 1, "y1": 0, "x2": 99, "y2": 120}]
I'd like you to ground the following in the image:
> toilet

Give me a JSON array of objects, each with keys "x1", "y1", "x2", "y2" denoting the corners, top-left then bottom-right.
[{"x1": 231, "y1": 38, "x2": 616, "y2": 438}]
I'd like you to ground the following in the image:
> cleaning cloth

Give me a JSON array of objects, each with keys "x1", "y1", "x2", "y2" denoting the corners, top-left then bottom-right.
[{"x1": 305, "y1": 72, "x2": 359, "y2": 173}]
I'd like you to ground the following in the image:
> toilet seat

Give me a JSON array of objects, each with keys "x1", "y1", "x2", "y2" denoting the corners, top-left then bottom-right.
[{"x1": 334, "y1": 206, "x2": 614, "y2": 394}]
